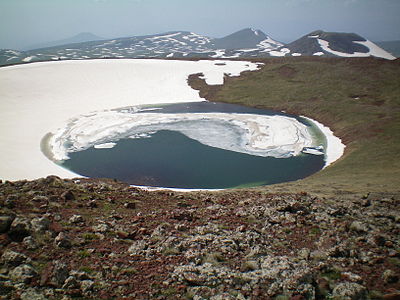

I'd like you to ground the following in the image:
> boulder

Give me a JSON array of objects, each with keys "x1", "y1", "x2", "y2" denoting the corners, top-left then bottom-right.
[
  {"x1": 349, "y1": 221, "x2": 369, "y2": 233},
  {"x1": 52, "y1": 261, "x2": 70, "y2": 286},
  {"x1": 9, "y1": 217, "x2": 31, "y2": 241},
  {"x1": 9, "y1": 264, "x2": 37, "y2": 283},
  {"x1": 1, "y1": 250, "x2": 28, "y2": 267},
  {"x1": 0, "y1": 215, "x2": 14, "y2": 233},
  {"x1": 31, "y1": 217, "x2": 50, "y2": 233},
  {"x1": 20, "y1": 288, "x2": 47, "y2": 300},
  {"x1": 55, "y1": 232, "x2": 72, "y2": 248},
  {"x1": 332, "y1": 282, "x2": 367, "y2": 300},
  {"x1": 69, "y1": 215, "x2": 84, "y2": 224}
]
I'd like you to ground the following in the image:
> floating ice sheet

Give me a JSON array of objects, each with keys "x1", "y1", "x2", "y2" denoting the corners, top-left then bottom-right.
[{"x1": 48, "y1": 109, "x2": 315, "y2": 162}]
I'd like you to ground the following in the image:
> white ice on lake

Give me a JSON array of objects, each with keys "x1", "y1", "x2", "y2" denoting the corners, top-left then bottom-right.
[
  {"x1": 0, "y1": 59, "x2": 261, "y2": 180},
  {"x1": 49, "y1": 110, "x2": 315, "y2": 161}
]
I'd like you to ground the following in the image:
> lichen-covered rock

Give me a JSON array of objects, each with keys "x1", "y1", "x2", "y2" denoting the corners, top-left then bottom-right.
[
  {"x1": 31, "y1": 217, "x2": 50, "y2": 233},
  {"x1": 52, "y1": 261, "x2": 69, "y2": 286},
  {"x1": 349, "y1": 221, "x2": 369, "y2": 233},
  {"x1": 9, "y1": 217, "x2": 31, "y2": 240},
  {"x1": 382, "y1": 269, "x2": 399, "y2": 284},
  {"x1": 69, "y1": 215, "x2": 84, "y2": 224},
  {"x1": 20, "y1": 288, "x2": 47, "y2": 300},
  {"x1": 9, "y1": 264, "x2": 37, "y2": 283},
  {"x1": 55, "y1": 232, "x2": 72, "y2": 248},
  {"x1": 1, "y1": 250, "x2": 28, "y2": 267},
  {"x1": 332, "y1": 282, "x2": 367, "y2": 300},
  {"x1": 81, "y1": 279, "x2": 95, "y2": 293},
  {"x1": 22, "y1": 236, "x2": 39, "y2": 250},
  {"x1": 0, "y1": 215, "x2": 14, "y2": 233}
]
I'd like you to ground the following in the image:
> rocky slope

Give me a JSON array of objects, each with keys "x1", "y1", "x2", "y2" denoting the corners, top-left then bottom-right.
[{"x1": 0, "y1": 176, "x2": 399, "y2": 299}]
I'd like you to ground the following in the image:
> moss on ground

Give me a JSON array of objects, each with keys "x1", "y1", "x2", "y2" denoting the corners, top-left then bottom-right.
[{"x1": 190, "y1": 57, "x2": 400, "y2": 194}]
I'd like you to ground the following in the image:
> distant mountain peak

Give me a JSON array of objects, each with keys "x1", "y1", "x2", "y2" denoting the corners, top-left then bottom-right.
[{"x1": 24, "y1": 32, "x2": 104, "y2": 51}]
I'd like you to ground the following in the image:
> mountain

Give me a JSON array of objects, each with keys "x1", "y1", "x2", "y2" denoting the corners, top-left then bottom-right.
[
  {"x1": 24, "y1": 32, "x2": 104, "y2": 50},
  {"x1": 281, "y1": 30, "x2": 396, "y2": 60},
  {"x1": 211, "y1": 28, "x2": 283, "y2": 50},
  {"x1": 0, "y1": 29, "x2": 396, "y2": 66},
  {"x1": 375, "y1": 40, "x2": 400, "y2": 57}
]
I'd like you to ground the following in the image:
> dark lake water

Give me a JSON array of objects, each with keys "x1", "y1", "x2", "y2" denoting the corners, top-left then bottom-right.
[{"x1": 60, "y1": 102, "x2": 326, "y2": 189}]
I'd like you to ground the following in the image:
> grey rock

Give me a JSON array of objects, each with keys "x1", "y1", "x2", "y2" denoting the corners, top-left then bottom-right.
[
  {"x1": 9, "y1": 217, "x2": 31, "y2": 239},
  {"x1": 332, "y1": 282, "x2": 367, "y2": 300},
  {"x1": 0, "y1": 215, "x2": 14, "y2": 233},
  {"x1": 9, "y1": 264, "x2": 37, "y2": 283},
  {"x1": 80, "y1": 279, "x2": 95, "y2": 292},
  {"x1": 32, "y1": 195, "x2": 49, "y2": 202},
  {"x1": 0, "y1": 281, "x2": 15, "y2": 295},
  {"x1": 55, "y1": 232, "x2": 72, "y2": 248},
  {"x1": 382, "y1": 269, "x2": 399, "y2": 284},
  {"x1": 69, "y1": 215, "x2": 84, "y2": 224},
  {"x1": 128, "y1": 240, "x2": 147, "y2": 255},
  {"x1": 349, "y1": 221, "x2": 369, "y2": 233},
  {"x1": 92, "y1": 223, "x2": 109, "y2": 233},
  {"x1": 31, "y1": 217, "x2": 50, "y2": 233},
  {"x1": 61, "y1": 190, "x2": 75, "y2": 201},
  {"x1": 5, "y1": 196, "x2": 16, "y2": 208},
  {"x1": 52, "y1": 261, "x2": 69, "y2": 286},
  {"x1": 62, "y1": 276, "x2": 79, "y2": 289},
  {"x1": 23, "y1": 236, "x2": 39, "y2": 250},
  {"x1": 1, "y1": 250, "x2": 28, "y2": 267},
  {"x1": 20, "y1": 288, "x2": 47, "y2": 300}
]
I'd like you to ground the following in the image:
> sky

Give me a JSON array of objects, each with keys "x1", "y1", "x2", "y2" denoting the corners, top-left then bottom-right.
[{"x1": 0, "y1": 0, "x2": 399, "y2": 50}]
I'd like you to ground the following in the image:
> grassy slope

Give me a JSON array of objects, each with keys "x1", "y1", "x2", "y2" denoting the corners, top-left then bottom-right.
[{"x1": 190, "y1": 57, "x2": 400, "y2": 194}]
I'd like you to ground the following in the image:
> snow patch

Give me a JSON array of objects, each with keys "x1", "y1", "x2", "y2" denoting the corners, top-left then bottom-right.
[{"x1": 316, "y1": 38, "x2": 396, "y2": 60}]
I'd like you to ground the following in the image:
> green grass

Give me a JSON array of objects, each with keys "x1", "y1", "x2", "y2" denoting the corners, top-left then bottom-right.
[{"x1": 194, "y1": 57, "x2": 400, "y2": 194}]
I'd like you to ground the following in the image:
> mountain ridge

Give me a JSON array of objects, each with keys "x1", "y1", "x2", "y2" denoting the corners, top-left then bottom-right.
[
  {"x1": 24, "y1": 32, "x2": 104, "y2": 51},
  {"x1": 0, "y1": 29, "x2": 396, "y2": 66}
]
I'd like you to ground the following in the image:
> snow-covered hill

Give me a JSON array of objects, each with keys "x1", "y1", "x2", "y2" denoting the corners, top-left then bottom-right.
[
  {"x1": 280, "y1": 30, "x2": 396, "y2": 60},
  {"x1": 0, "y1": 29, "x2": 396, "y2": 66}
]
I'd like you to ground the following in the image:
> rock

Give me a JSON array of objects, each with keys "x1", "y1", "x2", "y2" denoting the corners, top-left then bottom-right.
[
  {"x1": 62, "y1": 276, "x2": 79, "y2": 289},
  {"x1": 9, "y1": 217, "x2": 31, "y2": 241},
  {"x1": 92, "y1": 223, "x2": 109, "y2": 233},
  {"x1": 124, "y1": 202, "x2": 136, "y2": 209},
  {"x1": 69, "y1": 215, "x2": 84, "y2": 224},
  {"x1": 310, "y1": 250, "x2": 328, "y2": 261},
  {"x1": 80, "y1": 279, "x2": 95, "y2": 292},
  {"x1": 55, "y1": 232, "x2": 72, "y2": 248},
  {"x1": 0, "y1": 281, "x2": 14, "y2": 295},
  {"x1": 349, "y1": 221, "x2": 369, "y2": 233},
  {"x1": 52, "y1": 261, "x2": 70, "y2": 286},
  {"x1": 23, "y1": 236, "x2": 39, "y2": 250},
  {"x1": 1, "y1": 250, "x2": 28, "y2": 267},
  {"x1": 20, "y1": 288, "x2": 47, "y2": 300},
  {"x1": 5, "y1": 195, "x2": 16, "y2": 208},
  {"x1": 61, "y1": 190, "x2": 75, "y2": 201},
  {"x1": 382, "y1": 269, "x2": 399, "y2": 284},
  {"x1": 383, "y1": 292, "x2": 400, "y2": 300},
  {"x1": 332, "y1": 282, "x2": 367, "y2": 300},
  {"x1": 44, "y1": 175, "x2": 64, "y2": 187},
  {"x1": 298, "y1": 248, "x2": 310, "y2": 260},
  {"x1": 0, "y1": 215, "x2": 14, "y2": 233},
  {"x1": 128, "y1": 240, "x2": 147, "y2": 255},
  {"x1": 9, "y1": 264, "x2": 37, "y2": 283},
  {"x1": 31, "y1": 217, "x2": 50, "y2": 233},
  {"x1": 32, "y1": 195, "x2": 49, "y2": 202}
]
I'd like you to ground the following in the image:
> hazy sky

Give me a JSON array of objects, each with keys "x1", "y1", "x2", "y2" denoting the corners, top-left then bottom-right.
[{"x1": 1, "y1": 0, "x2": 399, "y2": 50}]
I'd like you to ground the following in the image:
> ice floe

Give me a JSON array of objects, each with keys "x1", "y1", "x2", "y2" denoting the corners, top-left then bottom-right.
[{"x1": 48, "y1": 110, "x2": 316, "y2": 161}]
